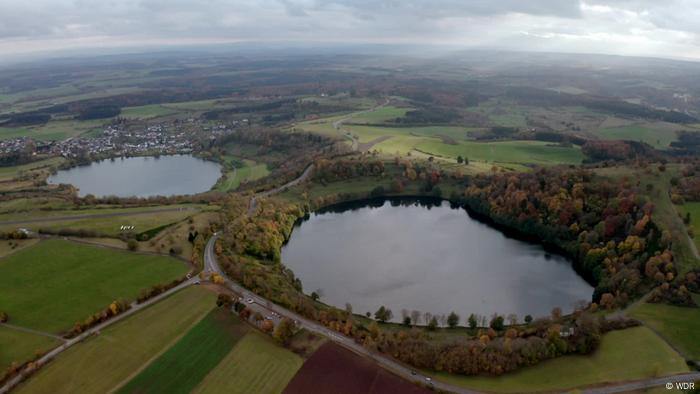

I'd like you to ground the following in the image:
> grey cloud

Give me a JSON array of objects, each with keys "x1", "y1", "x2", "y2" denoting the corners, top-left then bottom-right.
[{"x1": 0, "y1": 0, "x2": 698, "y2": 60}]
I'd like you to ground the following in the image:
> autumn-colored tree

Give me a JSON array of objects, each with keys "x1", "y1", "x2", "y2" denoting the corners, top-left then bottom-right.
[
  {"x1": 273, "y1": 318, "x2": 296, "y2": 345},
  {"x1": 211, "y1": 274, "x2": 225, "y2": 285},
  {"x1": 261, "y1": 319, "x2": 274, "y2": 333},
  {"x1": 599, "y1": 293, "x2": 615, "y2": 310}
]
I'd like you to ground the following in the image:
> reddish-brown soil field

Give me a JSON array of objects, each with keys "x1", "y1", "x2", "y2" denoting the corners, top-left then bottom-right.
[{"x1": 283, "y1": 342, "x2": 431, "y2": 394}]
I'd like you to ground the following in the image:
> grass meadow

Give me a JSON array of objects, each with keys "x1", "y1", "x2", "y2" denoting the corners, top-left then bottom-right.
[
  {"x1": 15, "y1": 287, "x2": 215, "y2": 394},
  {"x1": 0, "y1": 239, "x2": 189, "y2": 333},
  {"x1": 194, "y1": 331, "x2": 303, "y2": 394},
  {"x1": 431, "y1": 327, "x2": 688, "y2": 393}
]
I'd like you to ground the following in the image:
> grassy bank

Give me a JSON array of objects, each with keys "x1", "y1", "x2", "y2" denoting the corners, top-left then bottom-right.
[
  {"x1": 628, "y1": 294, "x2": 700, "y2": 360},
  {"x1": 430, "y1": 327, "x2": 688, "y2": 393}
]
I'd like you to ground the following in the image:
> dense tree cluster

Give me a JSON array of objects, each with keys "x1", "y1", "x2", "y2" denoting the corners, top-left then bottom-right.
[
  {"x1": 315, "y1": 158, "x2": 385, "y2": 183},
  {"x1": 582, "y1": 140, "x2": 658, "y2": 162},
  {"x1": 672, "y1": 163, "x2": 700, "y2": 201},
  {"x1": 648, "y1": 267, "x2": 700, "y2": 306},
  {"x1": 392, "y1": 107, "x2": 461, "y2": 125},
  {"x1": 136, "y1": 278, "x2": 188, "y2": 303},
  {"x1": 211, "y1": 128, "x2": 347, "y2": 192},
  {"x1": 77, "y1": 105, "x2": 121, "y2": 120},
  {"x1": 507, "y1": 86, "x2": 698, "y2": 124},
  {"x1": 464, "y1": 168, "x2": 673, "y2": 305},
  {"x1": 222, "y1": 196, "x2": 303, "y2": 262},
  {"x1": 369, "y1": 312, "x2": 614, "y2": 375}
]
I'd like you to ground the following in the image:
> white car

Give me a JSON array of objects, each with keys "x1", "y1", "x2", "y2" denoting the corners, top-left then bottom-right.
[{"x1": 246, "y1": 298, "x2": 254, "y2": 304}]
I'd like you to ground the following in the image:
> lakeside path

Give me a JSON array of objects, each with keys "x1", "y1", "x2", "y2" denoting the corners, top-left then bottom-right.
[
  {"x1": 211, "y1": 166, "x2": 700, "y2": 394},
  {"x1": 206, "y1": 233, "x2": 700, "y2": 394}
]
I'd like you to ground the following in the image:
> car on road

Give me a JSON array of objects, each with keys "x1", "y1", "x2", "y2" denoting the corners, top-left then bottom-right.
[
  {"x1": 246, "y1": 298, "x2": 254, "y2": 304},
  {"x1": 265, "y1": 316, "x2": 273, "y2": 320},
  {"x1": 411, "y1": 370, "x2": 417, "y2": 376},
  {"x1": 194, "y1": 281, "x2": 200, "y2": 285},
  {"x1": 425, "y1": 377, "x2": 432, "y2": 382}
]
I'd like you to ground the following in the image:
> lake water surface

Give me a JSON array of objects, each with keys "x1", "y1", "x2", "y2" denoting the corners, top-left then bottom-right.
[
  {"x1": 48, "y1": 155, "x2": 221, "y2": 197},
  {"x1": 281, "y1": 198, "x2": 593, "y2": 323}
]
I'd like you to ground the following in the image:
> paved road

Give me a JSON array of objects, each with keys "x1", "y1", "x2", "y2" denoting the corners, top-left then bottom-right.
[
  {"x1": 0, "y1": 278, "x2": 197, "y2": 394},
  {"x1": 206, "y1": 234, "x2": 700, "y2": 393},
  {"x1": 581, "y1": 374, "x2": 700, "y2": 394},
  {"x1": 332, "y1": 99, "x2": 389, "y2": 152},
  {"x1": 208, "y1": 158, "x2": 700, "y2": 394},
  {"x1": 0, "y1": 207, "x2": 196, "y2": 226},
  {"x1": 247, "y1": 164, "x2": 315, "y2": 215},
  {"x1": 205, "y1": 233, "x2": 471, "y2": 393}
]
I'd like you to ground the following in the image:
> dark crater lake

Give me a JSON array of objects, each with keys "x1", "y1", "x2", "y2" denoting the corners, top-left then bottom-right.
[
  {"x1": 281, "y1": 198, "x2": 593, "y2": 323},
  {"x1": 48, "y1": 154, "x2": 222, "y2": 198}
]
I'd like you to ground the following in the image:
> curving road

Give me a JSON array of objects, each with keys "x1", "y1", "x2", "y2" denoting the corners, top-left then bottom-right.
[
  {"x1": 331, "y1": 98, "x2": 389, "y2": 152},
  {"x1": 206, "y1": 160, "x2": 700, "y2": 394},
  {"x1": 205, "y1": 234, "x2": 700, "y2": 393},
  {"x1": 247, "y1": 163, "x2": 315, "y2": 215},
  {"x1": 204, "y1": 233, "x2": 468, "y2": 393}
]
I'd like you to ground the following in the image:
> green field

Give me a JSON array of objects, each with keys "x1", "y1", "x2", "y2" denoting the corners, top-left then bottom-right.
[
  {"x1": 628, "y1": 294, "x2": 700, "y2": 360},
  {"x1": 349, "y1": 126, "x2": 583, "y2": 165},
  {"x1": 432, "y1": 327, "x2": 688, "y2": 393},
  {"x1": 465, "y1": 99, "x2": 529, "y2": 127},
  {"x1": 0, "y1": 119, "x2": 106, "y2": 141},
  {"x1": 120, "y1": 104, "x2": 181, "y2": 119},
  {"x1": 0, "y1": 240, "x2": 189, "y2": 333},
  {"x1": 299, "y1": 113, "x2": 584, "y2": 166},
  {"x1": 117, "y1": 308, "x2": 248, "y2": 394},
  {"x1": 349, "y1": 106, "x2": 410, "y2": 124},
  {"x1": 677, "y1": 202, "x2": 700, "y2": 252},
  {"x1": 215, "y1": 158, "x2": 270, "y2": 192},
  {"x1": 410, "y1": 139, "x2": 584, "y2": 165},
  {"x1": 194, "y1": 331, "x2": 303, "y2": 394},
  {"x1": 0, "y1": 326, "x2": 61, "y2": 374},
  {"x1": 0, "y1": 205, "x2": 200, "y2": 236},
  {"x1": 15, "y1": 287, "x2": 215, "y2": 394},
  {"x1": 0, "y1": 157, "x2": 65, "y2": 181},
  {"x1": 596, "y1": 125, "x2": 678, "y2": 149},
  {"x1": 0, "y1": 197, "x2": 72, "y2": 213}
]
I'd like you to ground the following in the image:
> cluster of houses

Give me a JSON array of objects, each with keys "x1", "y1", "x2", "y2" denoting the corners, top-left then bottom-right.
[{"x1": 0, "y1": 120, "x2": 239, "y2": 159}]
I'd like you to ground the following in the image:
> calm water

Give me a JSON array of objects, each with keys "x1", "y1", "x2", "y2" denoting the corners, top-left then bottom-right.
[
  {"x1": 48, "y1": 155, "x2": 222, "y2": 197},
  {"x1": 282, "y1": 198, "x2": 593, "y2": 323}
]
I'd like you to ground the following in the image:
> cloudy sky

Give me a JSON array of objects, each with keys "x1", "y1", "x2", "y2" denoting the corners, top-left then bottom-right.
[{"x1": 1, "y1": 0, "x2": 699, "y2": 60}]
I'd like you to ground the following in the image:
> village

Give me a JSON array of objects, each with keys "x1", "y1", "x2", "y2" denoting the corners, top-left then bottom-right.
[{"x1": 0, "y1": 118, "x2": 240, "y2": 159}]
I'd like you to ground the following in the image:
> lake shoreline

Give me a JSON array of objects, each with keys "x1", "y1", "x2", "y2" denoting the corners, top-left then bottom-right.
[{"x1": 282, "y1": 196, "x2": 594, "y2": 322}]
